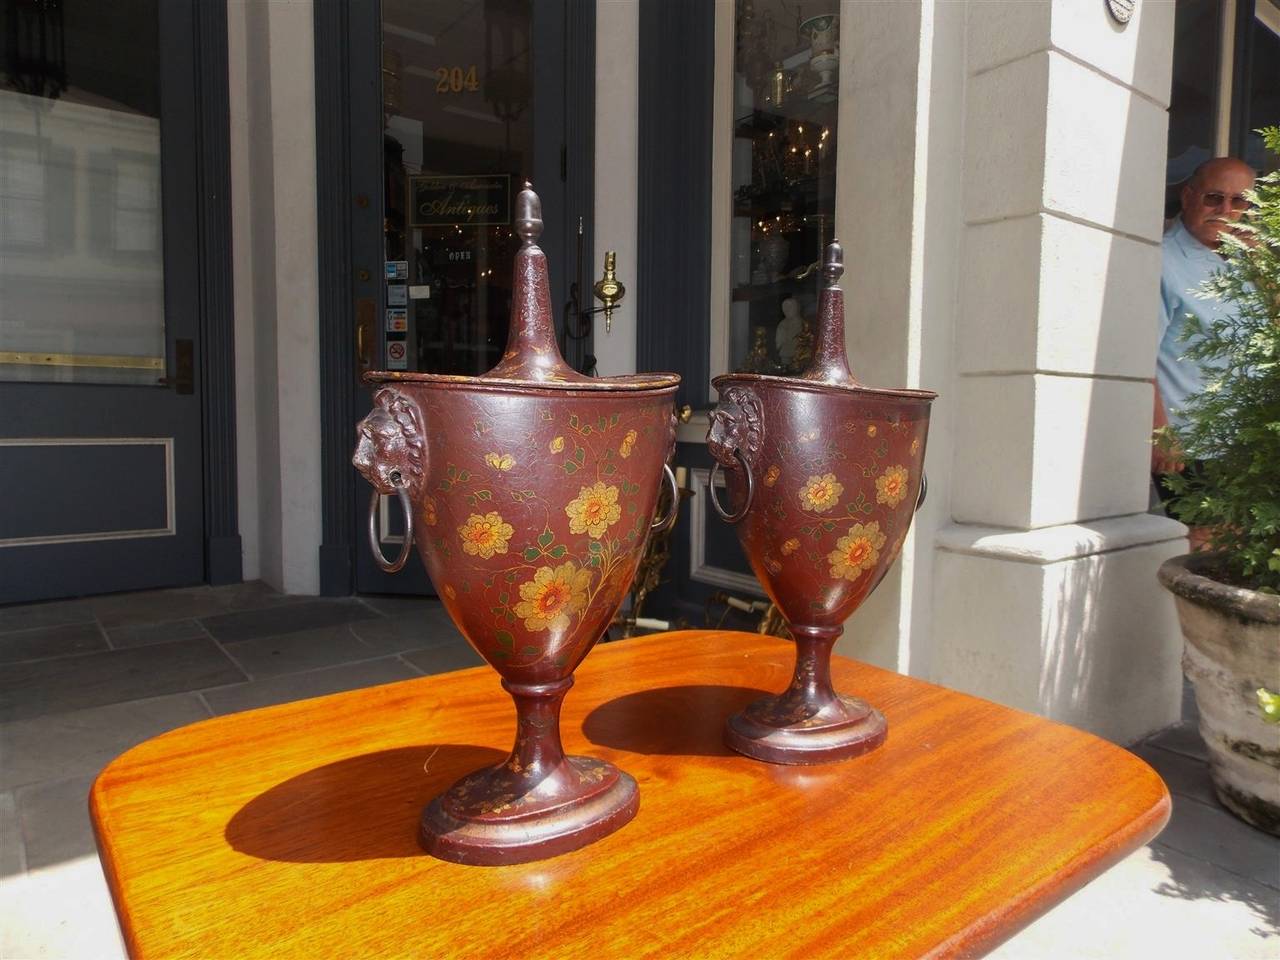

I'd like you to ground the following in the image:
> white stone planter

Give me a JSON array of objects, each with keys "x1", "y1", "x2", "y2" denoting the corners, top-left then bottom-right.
[{"x1": 1158, "y1": 554, "x2": 1280, "y2": 835}]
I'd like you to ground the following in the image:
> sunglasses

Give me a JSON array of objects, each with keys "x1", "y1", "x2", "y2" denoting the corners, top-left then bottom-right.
[{"x1": 1198, "y1": 191, "x2": 1254, "y2": 212}]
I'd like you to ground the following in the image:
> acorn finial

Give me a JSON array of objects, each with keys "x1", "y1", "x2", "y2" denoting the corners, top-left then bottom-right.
[
  {"x1": 515, "y1": 181, "x2": 543, "y2": 244},
  {"x1": 822, "y1": 239, "x2": 844, "y2": 287}
]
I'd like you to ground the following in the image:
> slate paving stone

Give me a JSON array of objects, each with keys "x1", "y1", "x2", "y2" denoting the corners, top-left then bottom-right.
[
  {"x1": 15, "y1": 776, "x2": 97, "y2": 871},
  {"x1": 89, "y1": 586, "x2": 230, "y2": 629},
  {"x1": 0, "y1": 640, "x2": 245, "y2": 723},
  {"x1": 348, "y1": 609, "x2": 464, "y2": 654},
  {"x1": 357, "y1": 594, "x2": 444, "y2": 617},
  {"x1": 201, "y1": 658, "x2": 419, "y2": 716},
  {"x1": 1156, "y1": 794, "x2": 1280, "y2": 890},
  {"x1": 0, "y1": 600, "x2": 94, "y2": 635},
  {"x1": 200, "y1": 599, "x2": 380, "y2": 643},
  {"x1": 0, "y1": 792, "x2": 23, "y2": 877},
  {"x1": 222, "y1": 625, "x2": 376, "y2": 680},
  {"x1": 106, "y1": 618, "x2": 209, "y2": 648},
  {"x1": 401, "y1": 640, "x2": 484, "y2": 675},
  {"x1": 1146, "y1": 721, "x2": 1210, "y2": 762},
  {"x1": 0, "y1": 693, "x2": 211, "y2": 791},
  {"x1": 1130, "y1": 743, "x2": 1218, "y2": 807},
  {"x1": 0, "y1": 623, "x2": 107, "y2": 665}
]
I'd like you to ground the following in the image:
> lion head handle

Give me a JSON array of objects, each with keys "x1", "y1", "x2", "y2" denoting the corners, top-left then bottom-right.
[
  {"x1": 706, "y1": 386, "x2": 764, "y2": 470},
  {"x1": 352, "y1": 388, "x2": 427, "y2": 496}
]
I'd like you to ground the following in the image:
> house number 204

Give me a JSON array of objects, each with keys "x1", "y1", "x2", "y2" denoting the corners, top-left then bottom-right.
[{"x1": 436, "y1": 66, "x2": 480, "y2": 94}]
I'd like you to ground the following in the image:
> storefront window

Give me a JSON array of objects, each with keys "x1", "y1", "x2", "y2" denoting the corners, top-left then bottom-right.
[
  {"x1": 1242, "y1": 1, "x2": 1280, "y2": 175},
  {"x1": 727, "y1": 1, "x2": 839, "y2": 375},
  {"x1": 1165, "y1": 0, "x2": 1222, "y2": 218}
]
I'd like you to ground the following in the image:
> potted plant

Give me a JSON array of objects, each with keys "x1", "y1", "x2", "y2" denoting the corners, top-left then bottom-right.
[{"x1": 1157, "y1": 127, "x2": 1280, "y2": 835}]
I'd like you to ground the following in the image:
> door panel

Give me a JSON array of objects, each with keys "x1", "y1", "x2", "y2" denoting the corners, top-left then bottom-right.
[
  {"x1": 0, "y1": 0, "x2": 205, "y2": 602},
  {"x1": 352, "y1": 0, "x2": 586, "y2": 595}
]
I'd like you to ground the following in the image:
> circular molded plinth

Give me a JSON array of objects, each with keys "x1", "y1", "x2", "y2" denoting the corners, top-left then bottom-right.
[
  {"x1": 420, "y1": 756, "x2": 638, "y2": 866},
  {"x1": 725, "y1": 694, "x2": 887, "y2": 765}
]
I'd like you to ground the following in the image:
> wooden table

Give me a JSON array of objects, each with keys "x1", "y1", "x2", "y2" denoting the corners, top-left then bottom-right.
[{"x1": 91, "y1": 630, "x2": 1169, "y2": 959}]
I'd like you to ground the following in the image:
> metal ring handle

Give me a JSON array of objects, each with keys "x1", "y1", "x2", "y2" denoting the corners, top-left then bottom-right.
[
  {"x1": 367, "y1": 481, "x2": 414, "y2": 574},
  {"x1": 708, "y1": 448, "x2": 754, "y2": 524},
  {"x1": 650, "y1": 463, "x2": 680, "y2": 533},
  {"x1": 915, "y1": 471, "x2": 928, "y2": 513}
]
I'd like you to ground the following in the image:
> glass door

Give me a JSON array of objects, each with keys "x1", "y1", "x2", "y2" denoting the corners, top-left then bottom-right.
[
  {"x1": 354, "y1": 0, "x2": 581, "y2": 594},
  {"x1": 0, "y1": 0, "x2": 207, "y2": 602}
]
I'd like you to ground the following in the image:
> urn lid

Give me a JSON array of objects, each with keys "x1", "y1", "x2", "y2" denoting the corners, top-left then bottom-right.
[
  {"x1": 712, "y1": 240, "x2": 937, "y2": 404},
  {"x1": 365, "y1": 182, "x2": 679, "y2": 394}
]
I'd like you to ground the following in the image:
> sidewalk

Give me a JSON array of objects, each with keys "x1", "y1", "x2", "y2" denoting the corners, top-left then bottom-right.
[{"x1": 1, "y1": 582, "x2": 1276, "y2": 958}]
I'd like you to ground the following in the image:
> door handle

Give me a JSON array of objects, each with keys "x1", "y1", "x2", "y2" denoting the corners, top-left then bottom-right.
[
  {"x1": 158, "y1": 338, "x2": 194, "y2": 394},
  {"x1": 355, "y1": 298, "x2": 376, "y2": 375}
]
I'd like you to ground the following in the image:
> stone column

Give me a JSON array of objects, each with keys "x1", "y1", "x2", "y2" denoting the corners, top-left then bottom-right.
[{"x1": 932, "y1": 0, "x2": 1186, "y2": 743}]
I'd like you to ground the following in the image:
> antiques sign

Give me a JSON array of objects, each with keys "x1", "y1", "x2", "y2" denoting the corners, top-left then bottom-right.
[{"x1": 409, "y1": 174, "x2": 511, "y2": 227}]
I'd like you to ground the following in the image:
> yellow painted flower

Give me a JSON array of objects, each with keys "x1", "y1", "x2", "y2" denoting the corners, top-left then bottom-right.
[
  {"x1": 799, "y1": 473, "x2": 842, "y2": 513},
  {"x1": 619, "y1": 429, "x2": 638, "y2": 458},
  {"x1": 867, "y1": 424, "x2": 877, "y2": 437},
  {"x1": 764, "y1": 464, "x2": 781, "y2": 487},
  {"x1": 565, "y1": 481, "x2": 622, "y2": 538},
  {"x1": 515, "y1": 562, "x2": 591, "y2": 632},
  {"x1": 484, "y1": 452, "x2": 515, "y2": 471},
  {"x1": 828, "y1": 523, "x2": 886, "y2": 581},
  {"x1": 550, "y1": 435, "x2": 565, "y2": 454},
  {"x1": 875, "y1": 465, "x2": 910, "y2": 507},
  {"x1": 910, "y1": 437, "x2": 921, "y2": 457},
  {"x1": 781, "y1": 538, "x2": 800, "y2": 557},
  {"x1": 421, "y1": 496, "x2": 438, "y2": 526},
  {"x1": 458, "y1": 511, "x2": 514, "y2": 559}
]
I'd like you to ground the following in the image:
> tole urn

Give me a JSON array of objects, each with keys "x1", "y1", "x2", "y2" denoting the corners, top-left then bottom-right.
[
  {"x1": 707, "y1": 241, "x2": 936, "y2": 764},
  {"x1": 352, "y1": 183, "x2": 679, "y2": 864}
]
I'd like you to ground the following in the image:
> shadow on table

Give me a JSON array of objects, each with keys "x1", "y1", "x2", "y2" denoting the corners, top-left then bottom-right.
[
  {"x1": 582, "y1": 684, "x2": 769, "y2": 757},
  {"x1": 225, "y1": 744, "x2": 504, "y2": 863}
]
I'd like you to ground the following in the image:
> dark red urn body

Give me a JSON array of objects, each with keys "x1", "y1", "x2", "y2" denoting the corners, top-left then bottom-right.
[
  {"x1": 352, "y1": 184, "x2": 679, "y2": 863},
  {"x1": 708, "y1": 242, "x2": 936, "y2": 764}
]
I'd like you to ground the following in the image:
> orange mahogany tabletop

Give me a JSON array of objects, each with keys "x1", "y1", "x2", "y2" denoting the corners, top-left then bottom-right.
[{"x1": 90, "y1": 629, "x2": 1169, "y2": 959}]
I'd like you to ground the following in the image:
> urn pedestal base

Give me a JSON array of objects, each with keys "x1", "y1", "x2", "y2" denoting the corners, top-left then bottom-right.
[
  {"x1": 420, "y1": 757, "x2": 639, "y2": 866},
  {"x1": 418, "y1": 676, "x2": 638, "y2": 865},
  {"x1": 724, "y1": 624, "x2": 888, "y2": 765},
  {"x1": 725, "y1": 693, "x2": 886, "y2": 765}
]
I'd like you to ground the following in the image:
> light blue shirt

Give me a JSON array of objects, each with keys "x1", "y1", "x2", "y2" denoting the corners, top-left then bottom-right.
[{"x1": 1157, "y1": 218, "x2": 1234, "y2": 431}]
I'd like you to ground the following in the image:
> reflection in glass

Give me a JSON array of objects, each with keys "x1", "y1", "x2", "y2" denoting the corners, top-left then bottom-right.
[
  {"x1": 381, "y1": 0, "x2": 534, "y2": 376},
  {"x1": 1243, "y1": 7, "x2": 1280, "y2": 175},
  {"x1": 728, "y1": 1, "x2": 839, "y2": 375},
  {"x1": 0, "y1": 1, "x2": 165, "y2": 385},
  {"x1": 1165, "y1": 0, "x2": 1222, "y2": 219}
]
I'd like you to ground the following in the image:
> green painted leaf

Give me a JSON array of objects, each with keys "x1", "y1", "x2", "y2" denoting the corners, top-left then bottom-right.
[
  {"x1": 603, "y1": 464, "x2": 616, "y2": 476},
  {"x1": 597, "y1": 416, "x2": 607, "y2": 431},
  {"x1": 548, "y1": 544, "x2": 567, "y2": 558},
  {"x1": 438, "y1": 479, "x2": 453, "y2": 491},
  {"x1": 563, "y1": 461, "x2": 578, "y2": 474},
  {"x1": 569, "y1": 414, "x2": 580, "y2": 428},
  {"x1": 490, "y1": 606, "x2": 505, "y2": 616},
  {"x1": 465, "y1": 494, "x2": 476, "y2": 506},
  {"x1": 498, "y1": 591, "x2": 509, "y2": 604},
  {"x1": 520, "y1": 645, "x2": 539, "y2": 656},
  {"x1": 588, "y1": 540, "x2": 603, "y2": 553},
  {"x1": 538, "y1": 528, "x2": 554, "y2": 548},
  {"x1": 574, "y1": 446, "x2": 585, "y2": 464},
  {"x1": 505, "y1": 571, "x2": 518, "y2": 582},
  {"x1": 476, "y1": 489, "x2": 492, "y2": 501},
  {"x1": 610, "y1": 413, "x2": 620, "y2": 426},
  {"x1": 522, "y1": 547, "x2": 542, "y2": 561},
  {"x1": 458, "y1": 470, "x2": 471, "y2": 481},
  {"x1": 496, "y1": 630, "x2": 514, "y2": 649}
]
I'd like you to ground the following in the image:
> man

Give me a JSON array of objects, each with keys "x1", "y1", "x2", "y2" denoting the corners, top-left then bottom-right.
[{"x1": 1153, "y1": 157, "x2": 1256, "y2": 496}]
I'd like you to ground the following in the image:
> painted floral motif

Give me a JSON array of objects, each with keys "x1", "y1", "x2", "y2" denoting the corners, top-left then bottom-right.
[
  {"x1": 422, "y1": 496, "x2": 438, "y2": 526},
  {"x1": 867, "y1": 424, "x2": 877, "y2": 437},
  {"x1": 458, "y1": 511, "x2": 514, "y2": 559},
  {"x1": 619, "y1": 429, "x2": 638, "y2": 458},
  {"x1": 565, "y1": 481, "x2": 622, "y2": 538},
  {"x1": 484, "y1": 452, "x2": 515, "y2": 471},
  {"x1": 764, "y1": 464, "x2": 780, "y2": 487},
  {"x1": 875, "y1": 465, "x2": 909, "y2": 508},
  {"x1": 828, "y1": 523, "x2": 886, "y2": 581},
  {"x1": 799, "y1": 473, "x2": 843, "y2": 513},
  {"x1": 549, "y1": 435, "x2": 565, "y2": 453},
  {"x1": 781, "y1": 538, "x2": 800, "y2": 556},
  {"x1": 514, "y1": 562, "x2": 591, "y2": 632},
  {"x1": 910, "y1": 437, "x2": 921, "y2": 457},
  {"x1": 443, "y1": 584, "x2": 457, "y2": 600}
]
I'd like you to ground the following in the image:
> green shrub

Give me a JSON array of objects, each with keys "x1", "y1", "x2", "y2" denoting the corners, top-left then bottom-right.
[{"x1": 1161, "y1": 127, "x2": 1280, "y2": 592}]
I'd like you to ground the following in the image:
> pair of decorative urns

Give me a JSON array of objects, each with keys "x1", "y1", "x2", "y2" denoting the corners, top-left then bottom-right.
[{"x1": 352, "y1": 184, "x2": 935, "y2": 866}]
